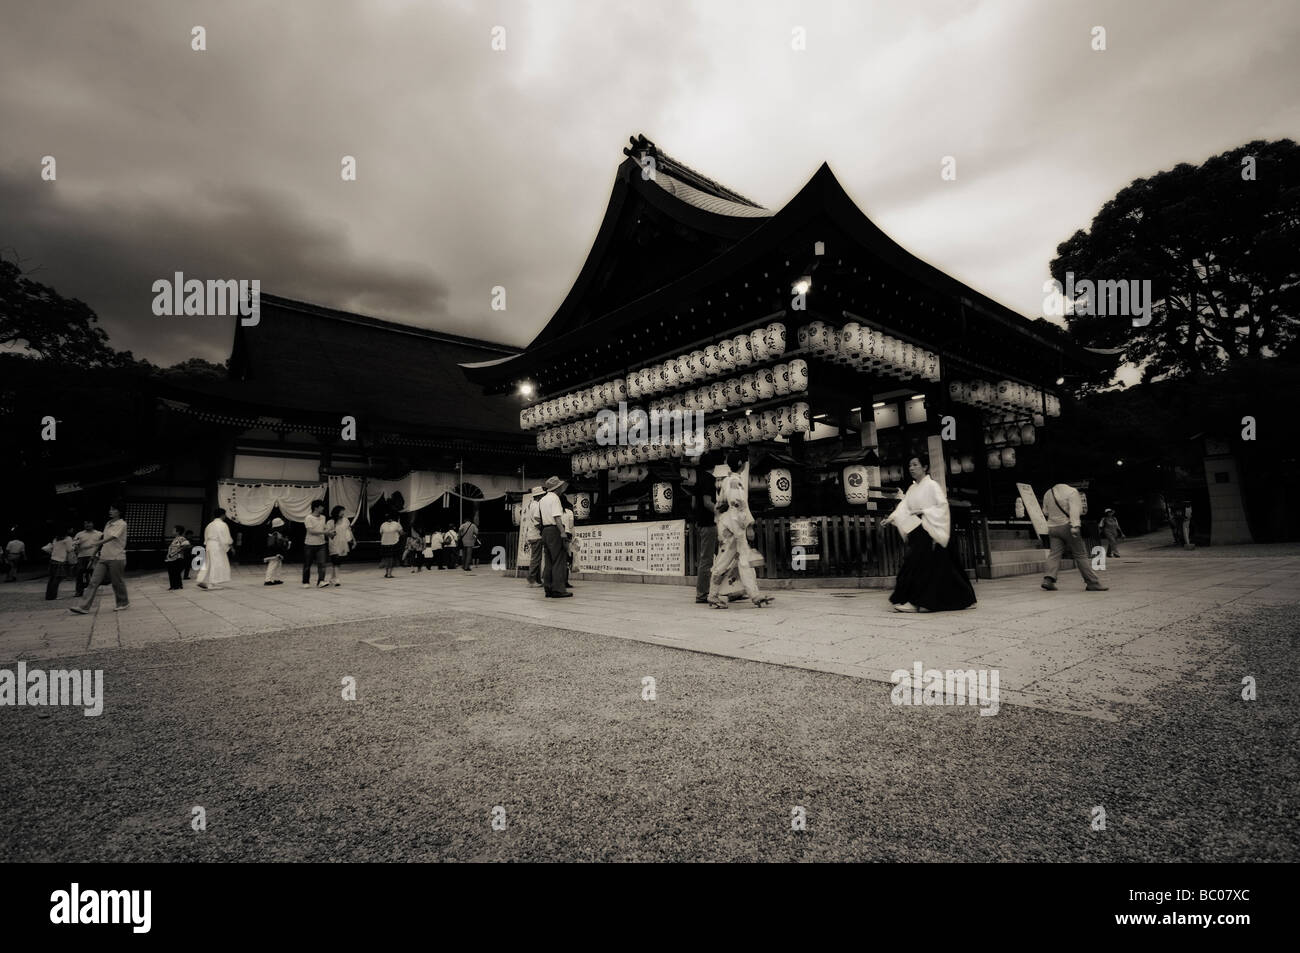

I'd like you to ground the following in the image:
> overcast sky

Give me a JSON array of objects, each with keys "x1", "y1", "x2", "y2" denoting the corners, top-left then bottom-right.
[{"x1": 2, "y1": 0, "x2": 1297, "y2": 367}]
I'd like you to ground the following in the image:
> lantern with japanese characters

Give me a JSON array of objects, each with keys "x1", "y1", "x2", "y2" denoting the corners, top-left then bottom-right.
[{"x1": 652, "y1": 482, "x2": 673, "y2": 514}]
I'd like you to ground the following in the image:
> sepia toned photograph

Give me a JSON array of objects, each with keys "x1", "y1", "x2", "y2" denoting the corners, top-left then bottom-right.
[{"x1": 1, "y1": 0, "x2": 1295, "y2": 915}]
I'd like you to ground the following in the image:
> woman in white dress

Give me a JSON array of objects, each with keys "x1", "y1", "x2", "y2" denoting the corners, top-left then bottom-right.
[
  {"x1": 196, "y1": 508, "x2": 234, "y2": 590},
  {"x1": 325, "y1": 506, "x2": 355, "y2": 587},
  {"x1": 882, "y1": 455, "x2": 976, "y2": 612}
]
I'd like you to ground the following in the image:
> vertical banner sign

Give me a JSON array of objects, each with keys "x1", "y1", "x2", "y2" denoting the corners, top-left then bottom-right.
[{"x1": 1016, "y1": 483, "x2": 1050, "y2": 536}]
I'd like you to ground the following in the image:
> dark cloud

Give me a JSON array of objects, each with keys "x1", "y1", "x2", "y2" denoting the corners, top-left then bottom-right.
[{"x1": 1, "y1": 0, "x2": 1297, "y2": 366}]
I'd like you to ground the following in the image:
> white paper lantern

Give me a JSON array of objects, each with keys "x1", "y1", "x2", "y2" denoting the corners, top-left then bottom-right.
[
  {"x1": 755, "y1": 366, "x2": 775, "y2": 401},
  {"x1": 1001, "y1": 447, "x2": 1017, "y2": 468},
  {"x1": 688, "y1": 351, "x2": 706, "y2": 381},
  {"x1": 768, "y1": 468, "x2": 793, "y2": 507},
  {"x1": 788, "y1": 359, "x2": 809, "y2": 392},
  {"x1": 772, "y1": 363, "x2": 791, "y2": 396},
  {"x1": 949, "y1": 455, "x2": 962, "y2": 476},
  {"x1": 987, "y1": 450, "x2": 1002, "y2": 470},
  {"x1": 796, "y1": 324, "x2": 813, "y2": 350},
  {"x1": 765, "y1": 322, "x2": 786, "y2": 358},
  {"x1": 792, "y1": 401, "x2": 812, "y2": 432},
  {"x1": 1020, "y1": 424, "x2": 1036, "y2": 445},
  {"x1": 843, "y1": 464, "x2": 871, "y2": 504},
  {"x1": 840, "y1": 322, "x2": 862, "y2": 364},
  {"x1": 652, "y1": 482, "x2": 673, "y2": 514},
  {"x1": 961, "y1": 454, "x2": 975, "y2": 474},
  {"x1": 738, "y1": 373, "x2": 757, "y2": 404},
  {"x1": 572, "y1": 493, "x2": 592, "y2": 520},
  {"x1": 734, "y1": 334, "x2": 754, "y2": 368},
  {"x1": 750, "y1": 328, "x2": 770, "y2": 363}
]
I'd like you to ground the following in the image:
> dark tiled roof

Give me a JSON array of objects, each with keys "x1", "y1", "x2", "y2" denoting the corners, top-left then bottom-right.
[{"x1": 219, "y1": 294, "x2": 527, "y2": 440}]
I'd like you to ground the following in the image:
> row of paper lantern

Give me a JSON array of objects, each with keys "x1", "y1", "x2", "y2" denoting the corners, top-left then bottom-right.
[
  {"x1": 643, "y1": 359, "x2": 809, "y2": 414},
  {"x1": 520, "y1": 378, "x2": 627, "y2": 430},
  {"x1": 509, "y1": 493, "x2": 593, "y2": 524},
  {"x1": 649, "y1": 468, "x2": 798, "y2": 513},
  {"x1": 798, "y1": 321, "x2": 942, "y2": 382},
  {"x1": 628, "y1": 322, "x2": 788, "y2": 399},
  {"x1": 984, "y1": 423, "x2": 1038, "y2": 447},
  {"x1": 538, "y1": 362, "x2": 812, "y2": 452},
  {"x1": 950, "y1": 380, "x2": 1061, "y2": 417},
  {"x1": 518, "y1": 322, "x2": 790, "y2": 432},
  {"x1": 568, "y1": 403, "x2": 813, "y2": 476}
]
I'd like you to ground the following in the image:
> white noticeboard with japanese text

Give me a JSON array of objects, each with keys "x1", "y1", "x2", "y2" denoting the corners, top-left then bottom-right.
[
  {"x1": 572, "y1": 519, "x2": 686, "y2": 575},
  {"x1": 1016, "y1": 483, "x2": 1050, "y2": 537}
]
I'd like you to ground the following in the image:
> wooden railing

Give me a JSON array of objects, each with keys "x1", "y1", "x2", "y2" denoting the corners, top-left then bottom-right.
[{"x1": 684, "y1": 511, "x2": 987, "y2": 580}]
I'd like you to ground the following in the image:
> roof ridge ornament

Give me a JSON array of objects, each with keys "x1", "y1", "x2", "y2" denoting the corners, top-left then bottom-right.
[{"x1": 622, "y1": 133, "x2": 764, "y2": 209}]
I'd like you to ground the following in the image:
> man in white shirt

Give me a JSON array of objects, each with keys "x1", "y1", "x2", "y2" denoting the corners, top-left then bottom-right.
[
  {"x1": 1040, "y1": 482, "x2": 1107, "y2": 592},
  {"x1": 302, "y1": 499, "x2": 328, "y2": 588},
  {"x1": 522, "y1": 486, "x2": 544, "y2": 587},
  {"x1": 70, "y1": 504, "x2": 130, "y2": 614},
  {"x1": 538, "y1": 476, "x2": 570, "y2": 598}
]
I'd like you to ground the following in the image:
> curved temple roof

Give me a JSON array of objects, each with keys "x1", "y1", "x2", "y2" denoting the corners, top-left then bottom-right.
[{"x1": 465, "y1": 134, "x2": 1106, "y2": 395}]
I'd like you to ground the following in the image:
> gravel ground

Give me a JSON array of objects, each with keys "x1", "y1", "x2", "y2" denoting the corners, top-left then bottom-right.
[{"x1": 1, "y1": 603, "x2": 1296, "y2": 862}]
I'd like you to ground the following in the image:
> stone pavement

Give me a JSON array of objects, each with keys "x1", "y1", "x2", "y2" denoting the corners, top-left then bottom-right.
[{"x1": 2, "y1": 536, "x2": 1296, "y2": 721}]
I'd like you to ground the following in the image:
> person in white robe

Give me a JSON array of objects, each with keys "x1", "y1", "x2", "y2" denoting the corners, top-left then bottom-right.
[
  {"x1": 882, "y1": 455, "x2": 975, "y2": 612},
  {"x1": 196, "y1": 509, "x2": 234, "y2": 590}
]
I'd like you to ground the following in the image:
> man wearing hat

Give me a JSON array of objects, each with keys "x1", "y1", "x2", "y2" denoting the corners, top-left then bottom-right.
[
  {"x1": 523, "y1": 486, "x2": 545, "y2": 588},
  {"x1": 539, "y1": 476, "x2": 571, "y2": 597},
  {"x1": 263, "y1": 517, "x2": 291, "y2": 586}
]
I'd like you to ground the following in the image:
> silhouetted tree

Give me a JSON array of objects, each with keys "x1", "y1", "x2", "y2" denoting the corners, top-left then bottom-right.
[{"x1": 1051, "y1": 139, "x2": 1300, "y2": 383}]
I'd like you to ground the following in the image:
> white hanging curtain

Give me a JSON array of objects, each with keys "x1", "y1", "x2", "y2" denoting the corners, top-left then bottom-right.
[
  {"x1": 217, "y1": 480, "x2": 327, "y2": 526},
  {"x1": 364, "y1": 471, "x2": 525, "y2": 512},
  {"x1": 327, "y1": 475, "x2": 365, "y2": 522}
]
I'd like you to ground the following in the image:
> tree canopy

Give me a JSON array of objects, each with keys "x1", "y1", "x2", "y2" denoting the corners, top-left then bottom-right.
[
  {"x1": 0, "y1": 257, "x2": 122, "y2": 367},
  {"x1": 1051, "y1": 139, "x2": 1300, "y2": 383}
]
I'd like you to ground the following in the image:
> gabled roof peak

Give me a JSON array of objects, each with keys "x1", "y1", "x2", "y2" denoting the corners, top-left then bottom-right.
[{"x1": 622, "y1": 134, "x2": 764, "y2": 209}]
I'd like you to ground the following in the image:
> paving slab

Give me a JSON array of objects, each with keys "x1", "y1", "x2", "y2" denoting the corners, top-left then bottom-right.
[{"x1": 0, "y1": 543, "x2": 1296, "y2": 722}]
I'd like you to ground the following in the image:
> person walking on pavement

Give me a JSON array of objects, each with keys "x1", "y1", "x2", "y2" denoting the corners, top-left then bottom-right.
[
  {"x1": 457, "y1": 514, "x2": 479, "y2": 572},
  {"x1": 72, "y1": 520, "x2": 102, "y2": 596},
  {"x1": 43, "y1": 527, "x2": 77, "y2": 600},
  {"x1": 4, "y1": 531, "x2": 25, "y2": 582},
  {"x1": 1100, "y1": 508, "x2": 1125, "y2": 558},
  {"x1": 1041, "y1": 482, "x2": 1108, "y2": 592},
  {"x1": 69, "y1": 503, "x2": 129, "y2": 614},
  {"x1": 694, "y1": 465, "x2": 725, "y2": 604},
  {"x1": 539, "y1": 476, "x2": 571, "y2": 597},
  {"x1": 196, "y1": 508, "x2": 234, "y2": 590}
]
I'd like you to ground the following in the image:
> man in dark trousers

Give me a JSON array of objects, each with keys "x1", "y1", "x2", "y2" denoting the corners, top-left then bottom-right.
[
  {"x1": 1040, "y1": 481, "x2": 1108, "y2": 592},
  {"x1": 539, "y1": 475, "x2": 571, "y2": 597},
  {"x1": 694, "y1": 464, "x2": 727, "y2": 603}
]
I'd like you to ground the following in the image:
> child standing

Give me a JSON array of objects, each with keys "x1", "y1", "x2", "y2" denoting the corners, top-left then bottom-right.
[
  {"x1": 263, "y1": 517, "x2": 290, "y2": 585},
  {"x1": 326, "y1": 506, "x2": 355, "y2": 586},
  {"x1": 165, "y1": 524, "x2": 190, "y2": 590}
]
